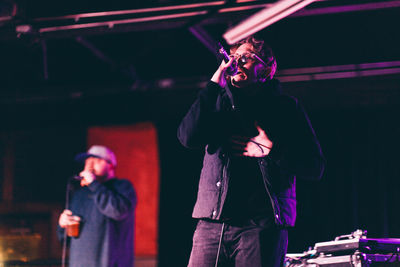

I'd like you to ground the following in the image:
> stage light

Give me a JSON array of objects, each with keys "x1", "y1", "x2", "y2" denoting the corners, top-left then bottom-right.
[{"x1": 223, "y1": 0, "x2": 317, "y2": 44}]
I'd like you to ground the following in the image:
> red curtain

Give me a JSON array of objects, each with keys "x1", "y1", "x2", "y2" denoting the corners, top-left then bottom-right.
[{"x1": 87, "y1": 122, "x2": 159, "y2": 256}]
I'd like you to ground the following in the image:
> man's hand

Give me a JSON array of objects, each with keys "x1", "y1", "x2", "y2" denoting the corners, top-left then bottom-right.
[
  {"x1": 58, "y1": 209, "x2": 81, "y2": 228},
  {"x1": 211, "y1": 57, "x2": 235, "y2": 88},
  {"x1": 229, "y1": 124, "x2": 273, "y2": 157},
  {"x1": 79, "y1": 158, "x2": 95, "y2": 186},
  {"x1": 79, "y1": 170, "x2": 95, "y2": 186}
]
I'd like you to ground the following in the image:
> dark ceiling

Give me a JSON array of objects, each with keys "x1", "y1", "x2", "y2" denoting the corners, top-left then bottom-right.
[{"x1": 0, "y1": 0, "x2": 399, "y2": 101}]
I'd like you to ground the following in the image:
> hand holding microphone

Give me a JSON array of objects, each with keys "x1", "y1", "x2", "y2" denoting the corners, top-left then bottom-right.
[
  {"x1": 211, "y1": 43, "x2": 237, "y2": 88},
  {"x1": 79, "y1": 170, "x2": 95, "y2": 186},
  {"x1": 218, "y1": 42, "x2": 238, "y2": 76},
  {"x1": 79, "y1": 158, "x2": 95, "y2": 186}
]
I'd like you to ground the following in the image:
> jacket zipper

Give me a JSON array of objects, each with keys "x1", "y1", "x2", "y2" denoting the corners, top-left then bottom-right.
[
  {"x1": 225, "y1": 86, "x2": 281, "y2": 224},
  {"x1": 258, "y1": 159, "x2": 282, "y2": 225},
  {"x1": 216, "y1": 155, "x2": 229, "y2": 219}
]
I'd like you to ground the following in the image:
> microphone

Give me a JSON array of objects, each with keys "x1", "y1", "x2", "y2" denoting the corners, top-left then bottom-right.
[
  {"x1": 217, "y1": 42, "x2": 237, "y2": 76},
  {"x1": 70, "y1": 175, "x2": 83, "y2": 181}
]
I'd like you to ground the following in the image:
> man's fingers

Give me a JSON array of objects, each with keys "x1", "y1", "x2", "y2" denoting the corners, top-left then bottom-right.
[
  {"x1": 219, "y1": 57, "x2": 235, "y2": 73},
  {"x1": 60, "y1": 214, "x2": 81, "y2": 227},
  {"x1": 80, "y1": 180, "x2": 89, "y2": 187},
  {"x1": 230, "y1": 136, "x2": 250, "y2": 144},
  {"x1": 59, "y1": 214, "x2": 70, "y2": 227},
  {"x1": 223, "y1": 56, "x2": 234, "y2": 66},
  {"x1": 255, "y1": 125, "x2": 267, "y2": 135},
  {"x1": 230, "y1": 147, "x2": 247, "y2": 154},
  {"x1": 254, "y1": 121, "x2": 268, "y2": 137},
  {"x1": 72, "y1": 216, "x2": 81, "y2": 222},
  {"x1": 64, "y1": 209, "x2": 72, "y2": 215},
  {"x1": 230, "y1": 139, "x2": 247, "y2": 146}
]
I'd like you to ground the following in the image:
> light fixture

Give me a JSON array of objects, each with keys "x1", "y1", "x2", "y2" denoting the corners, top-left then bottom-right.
[{"x1": 223, "y1": 0, "x2": 317, "y2": 44}]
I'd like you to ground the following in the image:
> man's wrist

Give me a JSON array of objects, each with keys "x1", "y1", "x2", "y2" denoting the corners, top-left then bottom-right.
[{"x1": 211, "y1": 69, "x2": 226, "y2": 88}]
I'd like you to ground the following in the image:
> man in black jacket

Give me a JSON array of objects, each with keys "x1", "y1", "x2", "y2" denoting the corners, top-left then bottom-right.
[{"x1": 178, "y1": 36, "x2": 325, "y2": 267}]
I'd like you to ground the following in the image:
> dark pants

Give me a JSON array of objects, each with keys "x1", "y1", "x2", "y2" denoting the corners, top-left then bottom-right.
[{"x1": 188, "y1": 218, "x2": 288, "y2": 267}]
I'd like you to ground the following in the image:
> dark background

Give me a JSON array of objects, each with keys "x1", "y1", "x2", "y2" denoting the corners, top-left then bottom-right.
[{"x1": 0, "y1": 0, "x2": 400, "y2": 266}]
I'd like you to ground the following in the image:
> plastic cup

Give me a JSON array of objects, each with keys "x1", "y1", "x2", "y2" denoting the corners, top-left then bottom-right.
[{"x1": 66, "y1": 221, "x2": 80, "y2": 237}]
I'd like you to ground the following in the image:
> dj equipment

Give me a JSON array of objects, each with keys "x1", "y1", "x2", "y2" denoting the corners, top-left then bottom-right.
[{"x1": 286, "y1": 230, "x2": 400, "y2": 267}]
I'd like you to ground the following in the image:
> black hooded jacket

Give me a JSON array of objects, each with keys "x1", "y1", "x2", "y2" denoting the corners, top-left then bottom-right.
[{"x1": 178, "y1": 79, "x2": 325, "y2": 227}]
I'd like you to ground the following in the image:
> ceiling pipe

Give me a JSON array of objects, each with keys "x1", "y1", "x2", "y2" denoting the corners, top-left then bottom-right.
[{"x1": 290, "y1": 0, "x2": 400, "y2": 17}]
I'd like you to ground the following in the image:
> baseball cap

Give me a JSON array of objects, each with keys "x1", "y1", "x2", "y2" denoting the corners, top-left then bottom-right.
[{"x1": 74, "y1": 145, "x2": 117, "y2": 167}]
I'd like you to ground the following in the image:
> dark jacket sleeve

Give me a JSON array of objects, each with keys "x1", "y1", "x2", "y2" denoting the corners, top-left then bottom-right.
[
  {"x1": 177, "y1": 81, "x2": 223, "y2": 149},
  {"x1": 88, "y1": 179, "x2": 137, "y2": 221},
  {"x1": 267, "y1": 98, "x2": 325, "y2": 180}
]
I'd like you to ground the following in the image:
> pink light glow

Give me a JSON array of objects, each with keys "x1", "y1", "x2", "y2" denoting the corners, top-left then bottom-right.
[
  {"x1": 39, "y1": 11, "x2": 208, "y2": 33},
  {"x1": 34, "y1": 1, "x2": 224, "y2": 22}
]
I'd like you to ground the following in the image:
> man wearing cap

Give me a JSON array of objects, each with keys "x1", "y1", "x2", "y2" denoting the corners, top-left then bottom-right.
[{"x1": 57, "y1": 145, "x2": 137, "y2": 267}]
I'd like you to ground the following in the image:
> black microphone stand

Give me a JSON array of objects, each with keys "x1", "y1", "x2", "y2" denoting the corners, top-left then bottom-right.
[{"x1": 61, "y1": 179, "x2": 73, "y2": 267}]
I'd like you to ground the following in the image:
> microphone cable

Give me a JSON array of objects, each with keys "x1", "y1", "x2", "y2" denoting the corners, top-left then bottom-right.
[
  {"x1": 61, "y1": 176, "x2": 82, "y2": 267},
  {"x1": 61, "y1": 180, "x2": 72, "y2": 267},
  {"x1": 214, "y1": 222, "x2": 225, "y2": 267}
]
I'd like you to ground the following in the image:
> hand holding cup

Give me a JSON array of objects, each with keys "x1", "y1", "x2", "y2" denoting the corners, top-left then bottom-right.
[{"x1": 59, "y1": 209, "x2": 81, "y2": 237}]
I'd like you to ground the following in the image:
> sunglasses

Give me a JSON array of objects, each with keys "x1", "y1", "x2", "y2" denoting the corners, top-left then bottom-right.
[{"x1": 229, "y1": 52, "x2": 269, "y2": 67}]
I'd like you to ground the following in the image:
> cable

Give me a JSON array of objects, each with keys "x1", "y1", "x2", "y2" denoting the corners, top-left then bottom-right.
[
  {"x1": 249, "y1": 140, "x2": 271, "y2": 155},
  {"x1": 61, "y1": 230, "x2": 68, "y2": 267},
  {"x1": 61, "y1": 180, "x2": 72, "y2": 267},
  {"x1": 215, "y1": 222, "x2": 225, "y2": 267}
]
